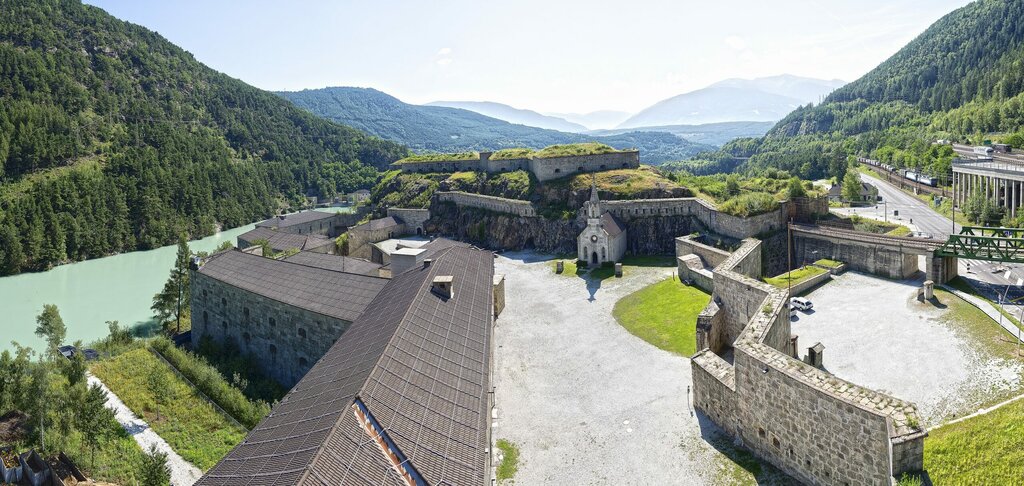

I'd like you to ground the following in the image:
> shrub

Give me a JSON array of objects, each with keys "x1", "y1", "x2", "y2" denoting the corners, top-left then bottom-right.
[
  {"x1": 718, "y1": 193, "x2": 780, "y2": 217},
  {"x1": 150, "y1": 338, "x2": 270, "y2": 428}
]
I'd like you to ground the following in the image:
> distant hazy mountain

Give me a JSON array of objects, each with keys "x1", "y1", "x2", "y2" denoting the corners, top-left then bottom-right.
[
  {"x1": 588, "y1": 121, "x2": 775, "y2": 147},
  {"x1": 618, "y1": 75, "x2": 845, "y2": 128},
  {"x1": 278, "y1": 87, "x2": 713, "y2": 164},
  {"x1": 426, "y1": 100, "x2": 588, "y2": 132},
  {"x1": 547, "y1": 110, "x2": 633, "y2": 130}
]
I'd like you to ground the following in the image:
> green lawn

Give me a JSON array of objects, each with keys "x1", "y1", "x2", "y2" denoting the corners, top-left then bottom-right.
[
  {"x1": 922, "y1": 395, "x2": 1024, "y2": 484},
  {"x1": 90, "y1": 348, "x2": 247, "y2": 471},
  {"x1": 763, "y1": 265, "x2": 827, "y2": 289},
  {"x1": 814, "y1": 258, "x2": 843, "y2": 269},
  {"x1": 495, "y1": 439, "x2": 520, "y2": 482},
  {"x1": 612, "y1": 278, "x2": 711, "y2": 356},
  {"x1": 946, "y1": 277, "x2": 1024, "y2": 332}
]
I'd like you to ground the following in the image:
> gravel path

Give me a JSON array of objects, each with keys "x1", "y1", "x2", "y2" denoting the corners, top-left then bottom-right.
[
  {"x1": 87, "y1": 373, "x2": 202, "y2": 486},
  {"x1": 491, "y1": 253, "x2": 737, "y2": 485}
]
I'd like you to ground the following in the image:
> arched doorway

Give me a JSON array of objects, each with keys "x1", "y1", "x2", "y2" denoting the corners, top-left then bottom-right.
[
  {"x1": 592, "y1": 251, "x2": 599, "y2": 265},
  {"x1": 416, "y1": 227, "x2": 423, "y2": 236}
]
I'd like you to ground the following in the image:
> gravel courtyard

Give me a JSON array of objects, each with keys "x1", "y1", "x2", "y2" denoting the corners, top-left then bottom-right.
[
  {"x1": 791, "y1": 271, "x2": 1024, "y2": 425},
  {"x1": 492, "y1": 253, "x2": 755, "y2": 485}
]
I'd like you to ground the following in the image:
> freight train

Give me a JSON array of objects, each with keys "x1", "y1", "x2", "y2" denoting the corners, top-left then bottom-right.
[{"x1": 857, "y1": 157, "x2": 939, "y2": 187}]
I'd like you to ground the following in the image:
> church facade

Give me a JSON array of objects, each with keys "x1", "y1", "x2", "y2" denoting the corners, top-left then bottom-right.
[{"x1": 577, "y1": 183, "x2": 627, "y2": 266}]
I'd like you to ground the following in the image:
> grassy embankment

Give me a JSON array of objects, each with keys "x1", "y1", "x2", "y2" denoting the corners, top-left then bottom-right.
[
  {"x1": 946, "y1": 277, "x2": 1024, "y2": 333},
  {"x1": 612, "y1": 277, "x2": 711, "y2": 356},
  {"x1": 90, "y1": 348, "x2": 247, "y2": 471}
]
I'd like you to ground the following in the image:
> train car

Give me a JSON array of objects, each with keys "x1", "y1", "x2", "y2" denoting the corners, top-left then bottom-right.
[
  {"x1": 993, "y1": 143, "x2": 1012, "y2": 153},
  {"x1": 974, "y1": 146, "x2": 994, "y2": 156},
  {"x1": 904, "y1": 171, "x2": 938, "y2": 187}
]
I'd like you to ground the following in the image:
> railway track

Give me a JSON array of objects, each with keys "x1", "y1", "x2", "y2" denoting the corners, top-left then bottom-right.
[{"x1": 861, "y1": 163, "x2": 948, "y2": 197}]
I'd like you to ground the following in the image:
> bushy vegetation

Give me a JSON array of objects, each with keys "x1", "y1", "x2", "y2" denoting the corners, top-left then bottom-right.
[
  {"x1": 193, "y1": 335, "x2": 286, "y2": 405},
  {"x1": 0, "y1": 0, "x2": 407, "y2": 276},
  {"x1": 90, "y1": 348, "x2": 247, "y2": 471},
  {"x1": 278, "y1": 88, "x2": 710, "y2": 164},
  {"x1": 150, "y1": 338, "x2": 271, "y2": 429},
  {"x1": 490, "y1": 148, "x2": 535, "y2": 159},
  {"x1": 568, "y1": 166, "x2": 685, "y2": 198},
  {"x1": 612, "y1": 278, "x2": 710, "y2": 356},
  {"x1": 717, "y1": 192, "x2": 780, "y2": 217}
]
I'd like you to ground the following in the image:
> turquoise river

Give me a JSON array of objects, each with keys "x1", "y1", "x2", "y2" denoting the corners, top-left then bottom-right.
[{"x1": 0, "y1": 208, "x2": 352, "y2": 352}]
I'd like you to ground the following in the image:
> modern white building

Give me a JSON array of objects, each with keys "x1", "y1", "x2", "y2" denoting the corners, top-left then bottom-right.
[
  {"x1": 952, "y1": 158, "x2": 1024, "y2": 217},
  {"x1": 577, "y1": 182, "x2": 627, "y2": 266}
]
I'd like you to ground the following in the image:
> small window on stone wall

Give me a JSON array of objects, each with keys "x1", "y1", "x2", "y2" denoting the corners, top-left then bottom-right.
[
  {"x1": 298, "y1": 328, "x2": 307, "y2": 339},
  {"x1": 758, "y1": 428, "x2": 766, "y2": 439},
  {"x1": 203, "y1": 311, "x2": 209, "y2": 326},
  {"x1": 221, "y1": 321, "x2": 227, "y2": 331},
  {"x1": 554, "y1": 168, "x2": 561, "y2": 174},
  {"x1": 269, "y1": 317, "x2": 276, "y2": 327},
  {"x1": 221, "y1": 297, "x2": 226, "y2": 308},
  {"x1": 600, "y1": 164, "x2": 606, "y2": 169},
  {"x1": 299, "y1": 357, "x2": 308, "y2": 368},
  {"x1": 772, "y1": 437, "x2": 781, "y2": 449},
  {"x1": 203, "y1": 289, "x2": 208, "y2": 298},
  {"x1": 243, "y1": 307, "x2": 250, "y2": 319},
  {"x1": 243, "y1": 332, "x2": 251, "y2": 344}
]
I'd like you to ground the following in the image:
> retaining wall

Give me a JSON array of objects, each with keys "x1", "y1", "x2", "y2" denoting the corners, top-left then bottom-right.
[
  {"x1": 387, "y1": 208, "x2": 430, "y2": 235},
  {"x1": 528, "y1": 151, "x2": 640, "y2": 182}
]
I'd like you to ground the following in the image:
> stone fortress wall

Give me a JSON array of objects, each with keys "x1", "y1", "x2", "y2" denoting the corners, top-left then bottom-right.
[
  {"x1": 435, "y1": 191, "x2": 538, "y2": 217},
  {"x1": 395, "y1": 150, "x2": 640, "y2": 182},
  {"x1": 687, "y1": 236, "x2": 927, "y2": 485},
  {"x1": 191, "y1": 272, "x2": 352, "y2": 388},
  {"x1": 386, "y1": 208, "x2": 430, "y2": 235}
]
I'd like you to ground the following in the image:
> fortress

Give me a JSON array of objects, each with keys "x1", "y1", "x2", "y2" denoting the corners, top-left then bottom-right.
[
  {"x1": 392, "y1": 147, "x2": 640, "y2": 182},
  {"x1": 189, "y1": 152, "x2": 945, "y2": 484}
]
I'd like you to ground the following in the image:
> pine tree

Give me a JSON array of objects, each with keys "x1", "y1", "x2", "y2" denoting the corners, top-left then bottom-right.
[
  {"x1": 152, "y1": 235, "x2": 192, "y2": 334},
  {"x1": 140, "y1": 444, "x2": 171, "y2": 486}
]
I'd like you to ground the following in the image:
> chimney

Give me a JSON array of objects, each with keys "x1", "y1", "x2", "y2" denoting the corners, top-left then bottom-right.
[
  {"x1": 278, "y1": 214, "x2": 287, "y2": 221},
  {"x1": 423, "y1": 259, "x2": 432, "y2": 269},
  {"x1": 432, "y1": 276, "x2": 454, "y2": 299},
  {"x1": 479, "y1": 151, "x2": 492, "y2": 162},
  {"x1": 391, "y1": 248, "x2": 427, "y2": 276}
]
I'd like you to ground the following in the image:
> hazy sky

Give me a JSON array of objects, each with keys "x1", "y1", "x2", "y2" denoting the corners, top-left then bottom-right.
[{"x1": 86, "y1": 0, "x2": 973, "y2": 114}]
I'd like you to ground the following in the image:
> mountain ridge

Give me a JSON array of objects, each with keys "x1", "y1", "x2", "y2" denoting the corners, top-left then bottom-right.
[{"x1": 425, "y1": 100, "x2": 588, "y2": 132}]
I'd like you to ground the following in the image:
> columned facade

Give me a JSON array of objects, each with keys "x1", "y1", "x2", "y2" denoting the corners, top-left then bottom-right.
[{"x1": 953, "y1": 160, "x2": 1024, "y2": 219}]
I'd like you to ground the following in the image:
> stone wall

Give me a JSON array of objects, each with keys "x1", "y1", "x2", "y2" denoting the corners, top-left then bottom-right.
[
  {"x1": 387, "y1": 208, "x2": 431, "y2": 235},
  {"x1": 493, "y1": 274, "x2": 506, "y2": 318},
  {"x1": 604, "y1": 198, "x2": 786, "y2": 241},
  {"x1": 435, "y1": 191, "x2": 537, "y2": 217},
  {"x1": 427, "y1": 201, "x2": 581, "y2": 254},
  {"x1": 394, "y1": 160, "x2": 480, "y2": 173},
  {"x1": 788, "y1": 269, "x2": 832, "y2": 296},
  {"x1": 347, "y1": 221, "x2": 408, "y2": 260},
  {"x1": 688, "y1": 234, "x2": 927, "y2": 484},
  {"x1": 675, "y1": 235, "x2": 730, "y2": 269},
  {"x1": 191, "y1": 271, "x2": 351, "y2": 388},
  {"x1": 528, "y1": 151, "x2": 640, "y2": 182},
  {"x1": 480, "y1": 154, "x2": 530, "y2": 173},
  {"x1": 793, "y1": 232, "x2": 919, "y2": 279}
]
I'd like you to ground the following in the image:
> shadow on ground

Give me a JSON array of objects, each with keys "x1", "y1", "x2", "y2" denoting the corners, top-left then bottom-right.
[{"x1": 694, "y1": 411, "x2": 800, "y2": 485}]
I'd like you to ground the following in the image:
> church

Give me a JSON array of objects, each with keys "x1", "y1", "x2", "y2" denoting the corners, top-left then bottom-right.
[{"x1": 577, "y1": 182, "x2": 627, "y2": 266}]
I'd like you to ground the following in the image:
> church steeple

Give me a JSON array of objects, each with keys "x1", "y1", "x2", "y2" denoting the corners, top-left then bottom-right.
[{"x1": 587, "y1": 175, "x2": 601, "y2": 221}]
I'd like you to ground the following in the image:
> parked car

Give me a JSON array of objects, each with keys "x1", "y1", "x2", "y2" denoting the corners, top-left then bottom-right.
[{"x1": 790, "y1": 297, "x2": 813, "y2": 311}]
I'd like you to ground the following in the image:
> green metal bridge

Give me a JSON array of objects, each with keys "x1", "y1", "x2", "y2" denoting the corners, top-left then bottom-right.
[{"x1": 936, "y1": 226, "x2": 1024, "y2": 263}]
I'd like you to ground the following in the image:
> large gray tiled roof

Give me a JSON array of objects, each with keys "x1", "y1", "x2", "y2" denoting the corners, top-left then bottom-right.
[
  {"x1": 198, "y1": 251, "x2": 388, "y2": 322},
  {"x1": 283, "y1": 252, "x2": 382, "y2": 277},
  {"x1": 238, "y1": 227, "x2": 335, "y2": 253},
  {"x1": 197, "y1": 245, "x2": 494, "y2": 486},
  {"x1": 257, "y1": 211, "x2": 339, "y2": 229}
]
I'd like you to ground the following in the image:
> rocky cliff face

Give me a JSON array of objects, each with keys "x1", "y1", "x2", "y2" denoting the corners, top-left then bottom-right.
[
  {"x1": 427, "y1": 202, "x2": 581, "y2": 254},
  {"x1": 427, "y1": 201, "x2": 701, "y2": 256}
]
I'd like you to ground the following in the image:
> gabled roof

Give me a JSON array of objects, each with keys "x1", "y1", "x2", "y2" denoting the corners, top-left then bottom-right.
[
  {"x1": 197, "y1": 245, "x2": 495, "y2": 486},
  {"x1": 601, "y1": 212, "x2": 625, "y2": 237},
  {"x1": 238, "y1": 227, "x2": 335, "y2": 253},
  {"x1": 355, "y1": 216, "x2": 403, "y2": 231},
  {"x1": 283, "y1": 252, "x2": 382, "y2": 277},
  {"x1": 197, "y1": 251, "x2": 388, "y2": 322},
  {"x1": 257, "y1": 211, "x2": 339, "y2": 229}
]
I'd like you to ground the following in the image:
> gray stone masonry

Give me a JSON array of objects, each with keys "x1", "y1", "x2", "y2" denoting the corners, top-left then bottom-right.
[
  {"x1": 387, "y1": 208, "x2": 430, "y2": 235},
  {"x1": 191, "y1": 270, "x2": 352, "y2": 388},
  {"x1": 688, "y1": 233, "x2": 927, "y2": 485}
]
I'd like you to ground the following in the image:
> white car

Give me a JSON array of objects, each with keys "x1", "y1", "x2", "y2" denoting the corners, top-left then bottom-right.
[{"x1": 790, "y1": 297, "x2": 813, "y2": 311}]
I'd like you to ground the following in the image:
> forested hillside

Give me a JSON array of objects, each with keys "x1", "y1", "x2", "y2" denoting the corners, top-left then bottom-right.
[
  {"x1": 277, "y1": 87, "x2": 712, "y2": 164},
  {"x1": 0, "y1": 0, "x2": 407, "y2": 275},
  {"x1": 732, "y1": 0, "x2": 1024, "y2": 180}
]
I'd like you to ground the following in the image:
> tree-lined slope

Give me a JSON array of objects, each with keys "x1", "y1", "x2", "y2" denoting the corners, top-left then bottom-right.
[
  {"x1": 0, "y1": 0, "x2": 406, "y2": 275},
  {"x1": 740, "y1": 0, "x2": 1024, "y2": 180}
]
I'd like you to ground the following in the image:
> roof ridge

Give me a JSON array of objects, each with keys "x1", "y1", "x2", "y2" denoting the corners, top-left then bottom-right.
[{"x1": 296, "y1": 245, "x2": 458, "y2": 486}]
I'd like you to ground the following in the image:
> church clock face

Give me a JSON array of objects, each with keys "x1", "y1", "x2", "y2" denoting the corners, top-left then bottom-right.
[{"x1": 590, "y1": 235, "x2": 598, "y2": 243}]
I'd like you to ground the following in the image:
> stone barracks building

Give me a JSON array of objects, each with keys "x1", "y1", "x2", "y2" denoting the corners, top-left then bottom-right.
[{"x1": 192, "y1": 241, "x2": 501, "y2": 485}]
